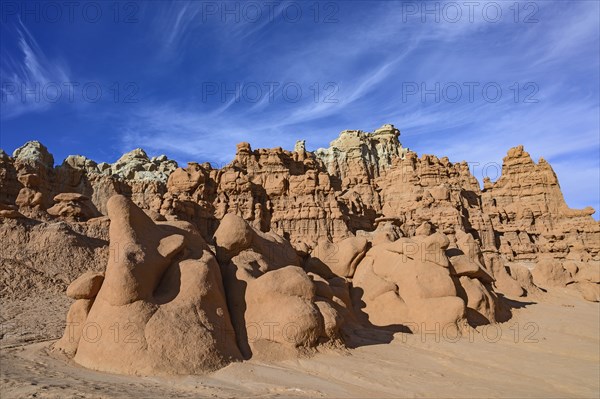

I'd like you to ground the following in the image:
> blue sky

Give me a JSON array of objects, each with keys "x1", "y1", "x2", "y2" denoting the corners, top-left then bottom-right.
[{"x1": 1, "y1": 1, "x2": 599, "y2": 216}]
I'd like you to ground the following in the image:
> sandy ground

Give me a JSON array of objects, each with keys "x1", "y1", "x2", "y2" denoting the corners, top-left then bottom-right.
[{"x1": 1, "y1": 288, "x2": 598, "y2": 399}]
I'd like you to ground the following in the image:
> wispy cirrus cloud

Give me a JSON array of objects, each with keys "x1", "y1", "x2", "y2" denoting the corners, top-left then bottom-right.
[
  {"x1": 156, "y1": 1, "x2": 203, "y2": 54},
  {"x1": 1, "y1": 20, "x2": 70, "y2": 119}
]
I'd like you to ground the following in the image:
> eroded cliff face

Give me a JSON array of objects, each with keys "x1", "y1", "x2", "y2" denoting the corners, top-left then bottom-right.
[
  {"x1": 314, "y1": 124, "x2": 408, "y2": 183},
  {"x1": 0, "y1": 141, "x2": 177, "y2": 218},
  {"x1": 1, "y1": 124, "x2": 598, "y2": 305},
  {"x1": 481, "y1": 145, "x2": 599, "y2": 263}
]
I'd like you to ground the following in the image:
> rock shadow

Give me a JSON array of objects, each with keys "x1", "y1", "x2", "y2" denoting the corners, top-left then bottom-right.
[
  {"x1": 344, "y1": 286, "x2": 412, "y2": 349},
  {"x1": 495, "y1": 294, "x2": 537, "y2": 323}
]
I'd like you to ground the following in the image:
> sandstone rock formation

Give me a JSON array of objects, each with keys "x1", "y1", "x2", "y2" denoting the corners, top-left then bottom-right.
[
  {"x1": 244, "y1": 265, "x2": 344, "y2": 358},
  {"x1": 306, "y1": 236, "x2": 368, "y2": 278},
  {"x1": 480, "y1": 146, "x2": 599, "y2": 300},
  {"x1": 351, "y1": 229, "x2": 501, "y2": 334},
  {"x1": 47, "y1": 193, "x2": 99, "y2": 220},
  {"x1": 54, "y1": 195, "x2": 241, "y2": 375},
  {"x1": 1, "y1": 141, "x2": 177, "y2": 219},
  {"x1": 1, "y1": 123, "x2": 598, "y2": 376},
  {"x1": 213, "y1": 213, "x2": 346, "y2": 359},
  {"x1": 314, "y1": 124, "x2": 408, "y2": 184}
]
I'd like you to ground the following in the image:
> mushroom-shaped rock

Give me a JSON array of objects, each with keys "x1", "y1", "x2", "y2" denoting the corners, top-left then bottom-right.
[
  {"x1": 47, "y1": 192, "x2": 98, "y2": 220},
  {"x1": 66, "y1": 271, "x2": 104, "y2": 299},
  {"x1": 54, "y1": 193, "x2": 89, "y2": 202}
]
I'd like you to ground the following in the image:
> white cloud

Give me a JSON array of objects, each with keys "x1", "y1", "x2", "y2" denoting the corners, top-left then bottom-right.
[{"x1": 1, "y1": 20, "x2": 70, "y2": 119}]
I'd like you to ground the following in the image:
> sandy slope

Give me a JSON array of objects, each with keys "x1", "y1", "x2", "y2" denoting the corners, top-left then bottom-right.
[{"x1": 1, "y1": 288, "x2": 598, "y2": 399}]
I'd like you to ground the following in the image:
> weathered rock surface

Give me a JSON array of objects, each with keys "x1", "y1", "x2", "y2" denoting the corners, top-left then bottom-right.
[
  {"x1": 1, "y1": 142, "x2": 178, "y2": 219},
  {"x1": 213, "y1": 213, "x2": 345, "y2": 359},
  {"x1": 480, "y1": 146, "x2": 599, "y2": 301},
  {"x1": 314, "y1": 124, "x2": 408, "y2": 185},
  {"x1": 306, "y1": 236, "x2": 368, "y2": 278},
  {"x1": 65, "y1": 271, "x2": 105, "y2": 299},
  {"x1": 54, "y1": 195, "x2": 241, "y2": 375},
  {"x1": 244, "y1": 266, "x2": 342, "y2": 359},
  {"x1": 1, "y1": 123, "x2": 599, "y2": 376},
  {"x1": 47, "y1": 193, "x2": 100, "y2": 220},
  {"x1": 0, "y1": 218, "x2": 109, "y2": 300},
  {"x1": 351, "y1": 231, "x2": 485, "y2": 333},
  {"x1": 4, "y1": 126, "x2": 596, "y2": 272}
]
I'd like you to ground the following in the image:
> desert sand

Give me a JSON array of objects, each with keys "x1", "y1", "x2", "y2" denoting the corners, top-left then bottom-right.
[{"x1": 1, "y1": 288, "x2": 598, "y2": 398}]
